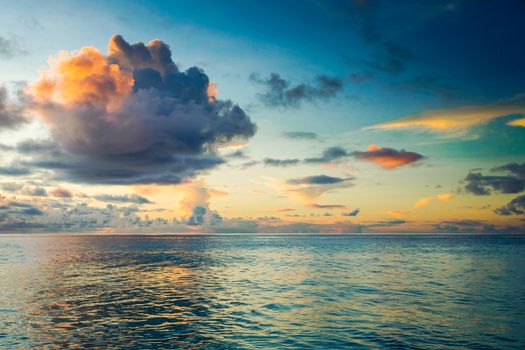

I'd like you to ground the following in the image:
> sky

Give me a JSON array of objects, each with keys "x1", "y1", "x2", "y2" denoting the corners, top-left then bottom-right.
[{"x1": 0, "y1": 0, "x2": 524, "y2": 233}]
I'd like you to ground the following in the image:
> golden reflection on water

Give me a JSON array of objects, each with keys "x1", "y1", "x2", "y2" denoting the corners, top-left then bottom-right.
[{"x1": 0, "y1": 234, "x2": 524, "y2": 349}]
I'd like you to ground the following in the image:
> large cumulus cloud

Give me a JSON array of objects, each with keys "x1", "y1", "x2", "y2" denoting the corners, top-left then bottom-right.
[{"x1": 26, "y1": 35, "x2": 256, "y2": 184}]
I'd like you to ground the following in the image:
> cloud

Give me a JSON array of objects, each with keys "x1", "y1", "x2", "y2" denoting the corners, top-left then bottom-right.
[
  {"x1": 368, "y1": 104, "x2": 524, "y2": 133},
  {"x1": 463, "y1": 163, "x2": 525, "y2": 195},
  {"x1": 0, "y1": 200, "x2": 153, "y2": 232},
  {"x1": 22, "y1": 187, "x2": 47, "y2": 197},
  {"x1": 250, "y1": 73, "x2": 343, "y2": 108},
  {"x1": 25, "y1": 35, "x2": 256, "y2": 184},
  {"x1": 495, "y1": 195, "x2": 525, "y2": 216},
  {"x1": 0, "y1": 166, "x2": 31, "y2": 176},
  {"x1": 0, "y1": 182, "x2": 23, "y2": 192},
  {"x1": 351, "y1": 0, "x2": 414, "y2": 75},
  {"x1": 367, "y1": 219, "x2": 407, "y2": 228},
  {"x1": 50, "y1": 187, "x2": 72, "y2": 198},
  {"x1": 492, "y1": 162, "x2": 525, "y2": 179},
  {"x1": 0, "y1": 86, "x2": 26, "y2": 130},
  {"x1": 388, "y1": 210, "x2": 407, "y2": 219},
  {"x1": 0, "y1": 197, "x2": 44, "y2": 231},
  {"x1": 186, "y1": 205, "x2": 223, "y2": 226},
  {"x1": 433, "y1": 220, "x2": 487, "y2": 233},
  {"x1": 351, "y1": 144, "x2": 424, "y2": 169},
  {"x1": 0, "y1": 183, "x2": 47, "y2": 196},
  {"x1": 309, "y1": 203, "x2": 347, "y2": 210},
  {"x1": 508, "y1": 118, "x2": 525, "y2": 127},
  {"x1": 0, "y1": 35, "x2": 26, "y2": 59},
  {"x1": 263, "y1": 158, "x2": 301, "y2": 167},
  {"x1": 364, "y1": 42, "x2": 414, "y2": 75},
  {"x1": 287, "y1": 175, "x2": 350, "y2": 185},
  {"x1": 342, "y1": 208, "x2": 360, "y2": 216},
  {"x1": 437, "y1": 193, "x2": 454, "y2": 202},
  {"x1": 347, "y1": 72, "x2": 374, "y2": 83},
  {"x1": 414, "y1": 197, "x2": 432, "y2": 208},
  {"x1": 224, "y1": 150, "x2": 248, "y2": 159},
  {"x1": 179, "y1": 184, "x2": 211, "y2": 214},
  {"x1": 388, "y1": 75, "x2": 457, "y2": 101},
  {"x1": 283, "y1": 131, "x2": 318, "y2": 140},
  {"x1": 94, "y1": 194, "x2": 152, "y2": 204},
  {"x1": 304, "y1": 146, "x2": 350, "y2": 164},
  {"x1": 265, "y1": 175, "x2": 354, "y2": 206},
  {"x1": 464, "y1": 173, "x2": 523, "y2": 195}
]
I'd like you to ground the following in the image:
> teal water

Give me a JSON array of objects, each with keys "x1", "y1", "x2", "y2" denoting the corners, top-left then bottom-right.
[{"x1": 0, "y1": 234, "x2": 524, "y2": 349}]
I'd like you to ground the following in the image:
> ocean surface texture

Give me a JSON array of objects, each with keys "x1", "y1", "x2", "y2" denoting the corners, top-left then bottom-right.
[{"x1": 0, "y1": 234, "x2": 524, "y2": 349}]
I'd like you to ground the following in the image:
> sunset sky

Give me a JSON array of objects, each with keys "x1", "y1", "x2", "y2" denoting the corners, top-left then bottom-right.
[{"x1": 0, "y1": 0, "x2": 524, "y2": 233}]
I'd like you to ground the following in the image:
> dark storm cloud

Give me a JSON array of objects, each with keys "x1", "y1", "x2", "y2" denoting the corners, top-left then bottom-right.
[
  {"x1": 249, "y1": 73, "x2": 343, "y2": 108},
  {"x1": 263, "y1": 158, "x2": 301, "y2": 167},
  {"x1": 93, "y1": 194, "x2": 153, "y2": 205},
  {"x1": 463, "y1": 163, "x2": 525, "y2": 195},
  {"x1": 0, "y1": 87, "x2": 26, "y2": 129},
  {"x1": 304, "y1": 146, "x2": 350, "y2": 164},
  {"x1": 495, "y1": 195, "x2": 525, "y2": 216},
  {"x1": 27, "y1": 35, "x2": 256, "y2": 184},
  {"x1": 283, "y1": 131, "x2": 318, "y2": 140},
  {"x1": 342, "y1": 208, "x2": 360, "y2": 217},
  {"x1": 287, "y1": 175, "x2": 350, "y2": 185}
]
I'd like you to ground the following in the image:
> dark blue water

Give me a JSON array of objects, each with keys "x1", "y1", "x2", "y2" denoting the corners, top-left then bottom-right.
[{"x1": 0, "y1": 234, "x2": 524, "y2": 349}]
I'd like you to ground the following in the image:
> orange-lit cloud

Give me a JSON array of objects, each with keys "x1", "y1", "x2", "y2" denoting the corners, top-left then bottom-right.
[
  {"x1": 368, "y1": 105, "x2": 524, "y2": 133},
  {"x1": 437, "y1": 193, "x2": 454, "y2": 202},
  {"x1": 352, "y1": 144, "x2": 424, "y2": 169},
  {"x1": 507, "y1": 117, "x2": 525, "y2": 127},
  {"x1": 388, "y1": 210, "x2": 407, "y2": 219},
  {"x1": 179, "y1": 184, "x2": 211, "y2": 215},
  {"x1": 414, "y1": 196, "x2": 432, "y2": 208},
  {"x1": 50, "y1": 187, "x2": 72, "y2": 198},
  {"x1": 207, "y1": 82, "x2": 218, "y2": 103},
  {"x1": 31, "y1": 47, "x2": 134, "y2": 110}
]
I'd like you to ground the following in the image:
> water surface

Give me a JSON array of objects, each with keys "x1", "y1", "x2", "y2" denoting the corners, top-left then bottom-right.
[{"x1": 0, "y1": 234, "x2": 524, "y2": 349}]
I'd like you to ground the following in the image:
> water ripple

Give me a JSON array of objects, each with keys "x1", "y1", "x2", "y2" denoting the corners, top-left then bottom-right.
[{"x1": 0, "y1": 234, "x2": 524, "y2": 349}]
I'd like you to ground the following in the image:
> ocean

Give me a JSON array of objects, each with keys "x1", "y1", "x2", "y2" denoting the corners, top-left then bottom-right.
[{"x1": 1, "y1": 234, "x2": 524, "y2": 349}]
